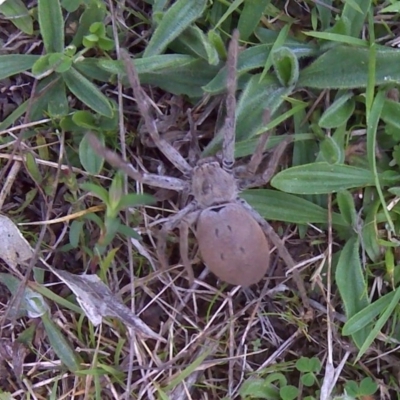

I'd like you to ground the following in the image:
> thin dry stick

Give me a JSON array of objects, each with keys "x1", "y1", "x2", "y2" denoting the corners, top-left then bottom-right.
[{"x1": 0, "y1": 161, "x2": 20, "y2": 210}]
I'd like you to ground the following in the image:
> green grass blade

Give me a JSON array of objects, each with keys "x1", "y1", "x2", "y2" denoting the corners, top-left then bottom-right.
[
  {"x1": 303, "y1": 32, "x2": 368, "y2": 47},
  {"x1": 367, "y1": 89, "x2": 395, "y2": 233},
  {"x1": 354, "y1": 286, "x2": 400, "y2": 361},
  {"x1": 343, "y1": 291, "x2": 396, "y2": 335},
  {"x1": 41, "y1": 312, "x2": 82, "y2": 372}
]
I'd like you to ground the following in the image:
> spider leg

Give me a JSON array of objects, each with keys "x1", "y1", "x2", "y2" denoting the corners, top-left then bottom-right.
[
  {"x1": 222, "y1": 30, "x2": 239, "y2": 172},
  {"x1": 120, "y1": 50, "x2": 192, "y2": 175},
  {"x1": 179, "y1": 210, "x2": 201, "y2": 285},
  {"x1": 157, "y1": 203, "x2": 198, "y2": 275},
  {"x1": 238, "y1": 198, "x2": 311, "y2": 314},
  {"x1": 244, "y1": 110, "x2": 272, "y2": 177},
  {"x1": 238, "y1": 137, "x2": 290, "y2": 190},
  {"x1": 87, "y1": 132, "x2": 188, "y2": 191}
]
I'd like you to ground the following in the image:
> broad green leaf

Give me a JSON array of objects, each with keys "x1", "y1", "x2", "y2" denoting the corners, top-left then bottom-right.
[
  {"x1": 118, "y1": 193, "x2": 156, "y2": 210},
  {"x1": 203, "y1": 44, "x2": 270, "y2": 94},
  {"x1": 255, "y1": 27, "x2": 318, "y2": 58},
  {"x1": 272, "y1": 163, "x2": 375, "y2": 194},
  {"x1": 280, "y1": 386, "x2": 299, "y2": 400},
  {"x1": 30, "y1": 74, "x2": 64, "y2": 121},
  {"x1": 71, "y1": 1, "x2": 106, "y2": 47},
  {"x1": 100, "y1": 54, "x2": 196, "y2": 75},
  {"x1": 319, "y1": 92, "x2": 355, "y2": 129},
  {"x1": 236, "y1": 73, "x2": 292, "y2": 141},
  {"x1": 316, "y1": 0, "x2": 332, "y2": 30},
  {"x1": 0, "y1": 100, "x2": 28, "y2": 131},
  {"x1": 41, "y1": 312, "x2": 81, "y2": 371},
  {"x1": 367, "y1": 89, "x2": 395, "y2": 233},
  {"x1": 62, "y1": 67, "x2": 113, "y2": 117},
  {"x1": 0, "y1": 54, "x2": 40, "y2": 80},
  {"x1": 25, "y1": 153, "x2": 42, "y2": 183},
  {"x1": 235, "y1": 133, "x2": 314, "y2": 159},
  {"x1": 260, "y1": 23, "x2": 290, "y2": 82},
  {"x1": 140, "y1": 59, "x2": 218, "y2": 97},
  {"x1": 118, "y1": 224, "x2": 141, "y2": 241},
  {"x1": 339, "y1": 0, "x2": 371, "y2": 37},
  {"x1": 47, "y1": 78, "x2": 69, "y2": 118},
  {"x1": 335, "y1": 237, "x2": 370, "y2": 348},
  {"x1": 100, "y1": 55, "x2": 217, "y2": 97},
  {"x1": 81, "y1": 182, "x2": 109, "y2": 203},
  {"x1": 144, "y1": 0, "x2": 207, "y2": 57},
  {"x1": 239, "y1": 378, "x2": 279, "y2": 398},
  {"x1": 381, "y1": 99, "x2": 400, "y2": 130},
  {"x1": 203, "y1": 74, "x2": 291, "y2": 156},
  {"x1": 208, "y1": 30, "x2": 226, "y2": 58},
  {"x1": 337, "y1": 190, "x2": 357, "y2": 227},
  {"x1": 380, "y1": 2, "x2": 400, "y2": 13},
  {"x1": 79, "y1": 133, "x2": 105, "y2": 174},
  {"x1": 0, "y1": 0, "x2": 33, "y2": 34},
  {"x1": 362, "y1": 198, "x2": 381, "y2": 263},
  {"x1": 359, "y1": 378, "x2": 378, "y2": 396},
  {"x1": 241, "y1": 189, "x2": 347, "y2": 226},
  {"x1": 74, "y1": 58, "x2": 112, "y2": 82},
  {"x1": 172, "y1": 25, "x2": 219, "y2": 65},
  {"x1": 72, "y1": 110, "x2": 97, "y2": 128},
  {"x1": 238, "y1": 0, "x2": 270, "y2": 41},
  {"x1": 32, "y1": 54, "x2": 52, "y2": 77},
  {"x1": 38, "y1": 0, "x2": 64, "y2": 53},
  {"x1": 271, "y1": 46, "x2": 299, "y2": 87},
  {"x1": 61, "y1": 0, "x2": 81, "y2": 12},
  {"x1": 211, "y1": 0, "x2": 243, "y2": 31},
  {"x1": 202, "y1": 36, "x2": 315, "y2": 94},
  {"x1": 319, "y1": 136, "x2": 343, "y2": 164},
  {"x1": 69, "y1": 220, "x2": 84, "y2": 248},
  {"x1": 299, "y1": 45, "x2": 400, "y2": 89}
]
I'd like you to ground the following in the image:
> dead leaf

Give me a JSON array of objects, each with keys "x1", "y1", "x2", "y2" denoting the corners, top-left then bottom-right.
[
  {"x1": 50, "y1": 269, "x2": 166, "y2": 342},
  {"x1": 0, "y1": 215, "x2": 33, "y2": 269}
]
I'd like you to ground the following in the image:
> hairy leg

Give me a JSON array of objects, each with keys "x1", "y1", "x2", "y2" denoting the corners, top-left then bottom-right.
[
  {"x1": 238, "y1": 198, "x2": 311, "y2": 316},
  {"x1": 222, "y1": 30, "x2": 239, "y2": 172},
  {"x1": 156, "y1": 203, "x2": 198, "y2": 273},
  {"x1": 179, "y1": 210, "x2": 201, "y2": 285},
  {"x1": 120, "y1": 49, "x2": 192, "y2": 175},
  {"x1": 238, "y1": 137, "x2": 290, "y2": 190},
  {"x1": 87, "y1": 132, "x2": 188, "y2": 191}
]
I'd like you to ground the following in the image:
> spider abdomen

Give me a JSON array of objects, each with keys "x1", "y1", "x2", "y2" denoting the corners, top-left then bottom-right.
[{"x1": 196, "y1": 203, "x2": 270, "y2": 286}]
